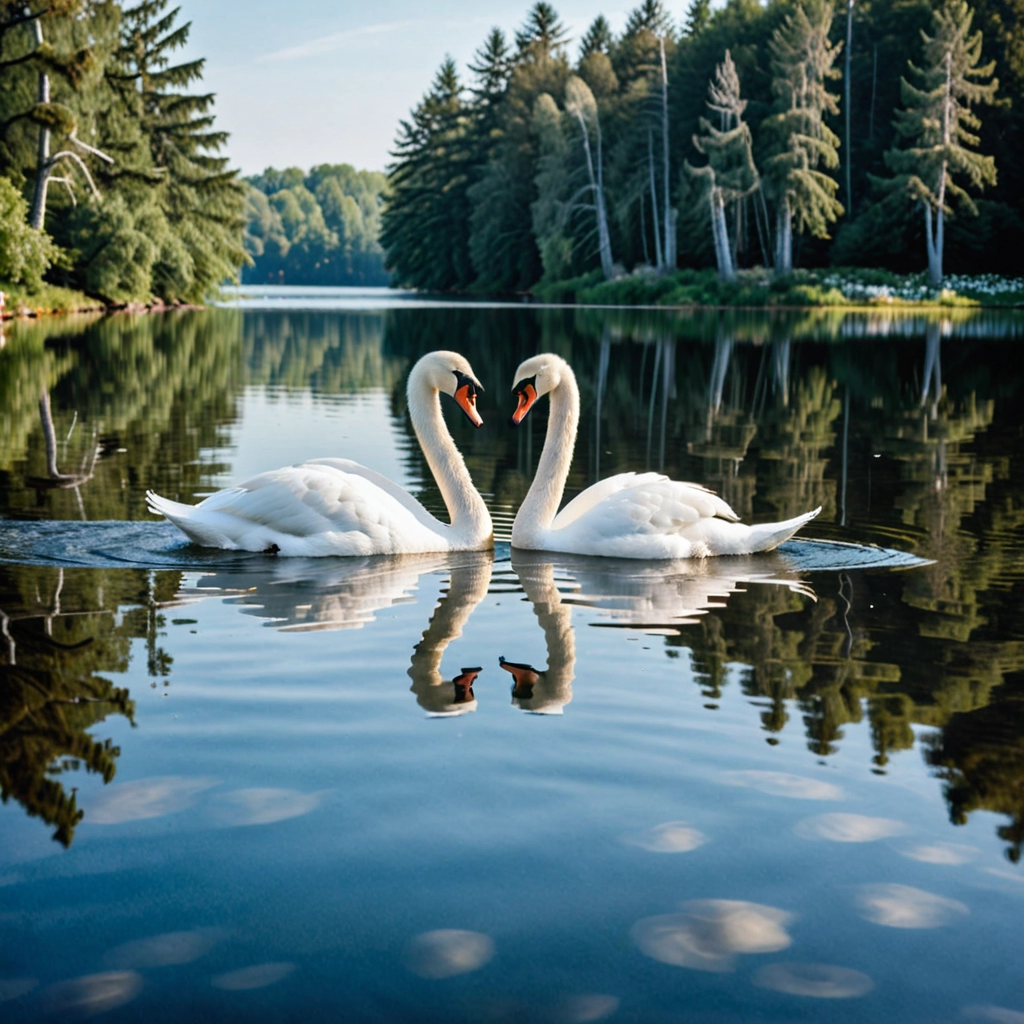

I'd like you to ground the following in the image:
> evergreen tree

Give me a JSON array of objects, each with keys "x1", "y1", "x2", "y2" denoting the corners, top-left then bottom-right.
[
  {"x1": 469, "y1": 26, "x2": 512, "y2": 102},
  {"x1": 688, "y1": 50, "x2": 761, "y2": 281},
  {"x1": 684, "y1": 0, "x2": 712, "y2": 39},
  {"x1": 104, "y1": 0, "x2": 246, "y2": 302},
  {"x1": 762, "y1": 0, "x2": 844, "y2": 273},
  {"x1": 0, "y1": 2, "x2": 114, "y2": 232},
  {"x1": 884, "y1": 0, "x2": 998, "y2": 285},
  {"x1": 579, "y1": 15, "x2": 613, "y2": 60},
  {"x1": 624, "y1": 0, "x2": 674, "y2": 39},
  {"x1": 466, "y1": 29, "x2": 512, "y2": 194},
  {"x1": 515, "y1": 3, "x2": 568, "y2": 56},
  {"x1": 381, "y1": 58, "x2": 474, "y2": 291},
  {"x1": 467, "y1": 8, "x2": 570, "y2": 292}
]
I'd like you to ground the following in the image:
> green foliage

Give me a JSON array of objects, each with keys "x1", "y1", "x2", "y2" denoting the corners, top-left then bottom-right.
[
  {"x1": 763, "y1": 0, "x2": 844, "y2": 262},
  {"x1": 244, "y1": 164, "x2": 388, "y2": 286},
  {"x1": 65, "y1": 192, "x2": 158, "y2": 301},
  {"x1": 882, "y1": 0, "x2": 999, "y2": 281},
  {"x1": 0, "y1": 175, "x2": 59, "y2": 288},
  {"x1": 382, "y1": 0, "x2": 1023, "y2": 297},
  {"x1": 886, "y1": 0, "x2": 999, "y2": 215},
  {"x1": 0, "y1": 0, "x2": 246, "y2": 306},
  {"x1": 380, "y1": 58, "x2": 475, "y2": 291}
]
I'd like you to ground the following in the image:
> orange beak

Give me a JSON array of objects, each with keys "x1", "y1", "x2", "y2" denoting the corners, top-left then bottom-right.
[
  {"x1": 452, "y1": 667, "x2": 481, "y2": 704},
  {"x1": 455, "y1": 384, "x2": 483, "y2": 428},
  {"x1": 511, "y1": 383, "x2": 538, "y2": 425},
  {"x1": 499, "y1": 656, "x2": 540, "y2": 698}
]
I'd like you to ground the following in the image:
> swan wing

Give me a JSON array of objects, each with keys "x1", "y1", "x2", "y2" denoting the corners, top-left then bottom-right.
[
  {"x1": 303, "y1": 457, "x2": 440, "y2": 531},
  {"x1": 553, "y1": 473, "x2": 739, "y2": 531},
  {"x1": 152, "y1": 463, "x2": 446, "y2": 555}
]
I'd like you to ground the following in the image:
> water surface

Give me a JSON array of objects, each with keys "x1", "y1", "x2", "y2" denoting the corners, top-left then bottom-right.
[{"x1": 1, "y1": 294, "x2": 1023, "y2": 1022}]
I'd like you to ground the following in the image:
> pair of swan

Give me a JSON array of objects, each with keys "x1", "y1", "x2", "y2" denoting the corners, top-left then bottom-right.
[{"x1": 147, "y1": 350, "x2": 820, "y2": 560}]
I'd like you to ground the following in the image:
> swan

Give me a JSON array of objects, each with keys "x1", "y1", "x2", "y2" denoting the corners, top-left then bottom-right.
[
  {"x1": 147, "y1": 351, "x2": 493, "y2": 556},
  {"x1": 509, "y1": 353, "x2": 820, "y2": 559}
]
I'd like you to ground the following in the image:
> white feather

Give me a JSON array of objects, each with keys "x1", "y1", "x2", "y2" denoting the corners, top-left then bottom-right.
[
  {"x1": 511, "y1": 354, "x2": 820, "y2": 559},
  {"x1": 147, "y1": 352, "x2": 492, "y2": 557}
]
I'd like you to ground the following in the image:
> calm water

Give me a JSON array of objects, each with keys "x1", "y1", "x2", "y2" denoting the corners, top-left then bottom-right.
[{"x1": 1, "y1": 294, "x2": 1024, "y2": 1022}]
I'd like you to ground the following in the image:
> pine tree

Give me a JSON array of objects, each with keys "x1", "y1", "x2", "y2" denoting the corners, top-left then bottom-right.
[
  {"x1": 623, "y1": 0, "x2": 673, "y2": 39},
  {"x1": 105, "y1": 0, "x2": 246, "y2": 302},
  {"x1": 515, "y1": 3, "x2": 568, "y2": 56},
  {"x1": 466, "y1": 28, "x2": 511, "y2": 181},
  {"x1": 467, "y1": 10, "x2": 570, "y2": 293},
  {"x1": 469, "y1": 27, "x2": 512, "y2": 102},
  {"x1": 381, "y1": 58, "x2": 474, "y2": 291},
  {"x1": 684, "y1": 0, "x2": 712, "y2": 38},
  {"x1": 0, "y1": 2, "x2": 114, "y2": 232},
  {"x1": 884, "y1": 0, "x2": 998, "y2": 285},
  {"x1": 762, "y1": 0, "x2": 844, "y2": 273},
  {"x1": 579, "y1": 15, "x2": 613, "y2": 60},
  {"x1": 688, "y1": 51, "x2": 760, "y2": 281}
]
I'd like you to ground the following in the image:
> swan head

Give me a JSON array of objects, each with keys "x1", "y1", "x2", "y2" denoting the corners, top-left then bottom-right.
[
  {"x1": 510, "y1": 353, "x2": 568, "y2": 425},
  {"x1": 410, "y1": 351, "x2": 485, "y2": 428}
]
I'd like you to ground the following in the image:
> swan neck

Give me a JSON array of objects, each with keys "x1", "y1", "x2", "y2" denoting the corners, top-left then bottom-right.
[
  {"x1": 408, "y1": 559, "x2": 491, "y2": 709},
  {"x1": 513, "y1": 368, "x2": 579, "y2": 546},
  {"x1": 408, "y1": 371, "x2": 491, "y2": 546}
]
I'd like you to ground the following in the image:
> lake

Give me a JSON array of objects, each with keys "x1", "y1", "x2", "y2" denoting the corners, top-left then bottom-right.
[{"x1": 1, "y1": 290, "x2": 1023, "y2": 1022}]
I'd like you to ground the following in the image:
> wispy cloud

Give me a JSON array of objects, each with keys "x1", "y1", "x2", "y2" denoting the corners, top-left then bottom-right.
[{"x1": 259, "y1": 20, "x2": 422, "y2": 62}]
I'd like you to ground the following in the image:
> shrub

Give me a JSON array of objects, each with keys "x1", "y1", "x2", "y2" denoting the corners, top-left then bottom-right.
[{"x1": 0, "y1": 178, "x2": 61, "y2": 291}]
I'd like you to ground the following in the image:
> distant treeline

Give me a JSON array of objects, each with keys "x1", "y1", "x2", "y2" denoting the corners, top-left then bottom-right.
[
  {"x1": 382, "y1": 0, "x2": 1024, "y2": 295},
  {"x1": 0, "y1": 0, "x2": 245, "y2": 304},
  {"x1": 242, "y1": 165, "x2": 389, "y2": 287}
]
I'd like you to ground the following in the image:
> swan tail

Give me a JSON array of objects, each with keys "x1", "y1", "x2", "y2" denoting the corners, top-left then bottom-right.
[
  {"x1": 146, "y1": 489, "x2": 238, "y2": 548},
  {"x1": 746, "y1": 506, "x2": 821, "y2": 553}
]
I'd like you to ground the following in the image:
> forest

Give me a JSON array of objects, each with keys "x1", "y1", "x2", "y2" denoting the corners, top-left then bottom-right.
[
  {"x1": 383, "y1": 0, "x2": 1024, "y2": 300},
  {"x1": 3, "y1": 0, "x2": 1022, "y2": 307},
  {"x1": 0, "y1": 0, "x2": 245, "y2": 308},
  {"x1": 242, "y1": 164, "x2": 389, "y2": 287}
]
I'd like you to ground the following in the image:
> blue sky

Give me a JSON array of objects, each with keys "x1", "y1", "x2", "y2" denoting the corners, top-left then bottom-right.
[{"x1": 176, "y1": 1, "x2": 700, "y2": 176}]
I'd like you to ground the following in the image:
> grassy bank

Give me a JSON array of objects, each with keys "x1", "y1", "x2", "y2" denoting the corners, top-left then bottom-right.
[
  {"x1": 1, "y1": 281, "x2": 106, "y2": 319},
  {"x1": 532, "y1": 268, "x2": 1024, "y2": 309}
]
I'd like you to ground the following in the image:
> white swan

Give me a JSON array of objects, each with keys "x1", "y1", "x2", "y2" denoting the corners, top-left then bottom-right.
[
  {"x1": 509, "y1": 353, "x2": 820, "y2": 559},
  {"x1": 147, "y1": 351, "x2": 493, "y2": 556}
]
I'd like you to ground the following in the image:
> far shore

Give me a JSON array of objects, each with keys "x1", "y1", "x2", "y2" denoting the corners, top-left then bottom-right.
[{"x1": 4, "y1": 270, "x2": 1024, "y2": 322}]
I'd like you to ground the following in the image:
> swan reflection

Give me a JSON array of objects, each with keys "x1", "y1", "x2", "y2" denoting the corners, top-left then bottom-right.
[
  {"x1": 184, "y1": 552, "x2": 493, "y2": 716},
  {"x1": 193, "y1": 552, "x2": 467, "y2": 632},
  {"x1": 500, "y1": 550, "x2": 816, "y2": 714}
]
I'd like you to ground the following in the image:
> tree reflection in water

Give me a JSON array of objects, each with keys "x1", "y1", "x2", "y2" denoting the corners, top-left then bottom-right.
[
  {"x1": 2, "y1": 303, "x2": 1024, "y2": 860},
  {"x1": 0, "y1": 564, "x2": 182, "y2": 846}
]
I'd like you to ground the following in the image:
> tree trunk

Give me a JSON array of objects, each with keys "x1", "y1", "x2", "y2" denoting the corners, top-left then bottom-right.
[
  {"x1": 711, "y1": 189, "x2": 735, "y2": 282},
  {"x1": 639, "y1": 186, "x2": 650, "y2": 265},
  {"x1": 594, "y1": 119, "x2": 615, "y2": 278},
  {"x1": 574, "y1": 112, "x2": 614, "y2": 279},
  {"x1": 754, "y1": 186, "x2": 773, "y2": 269},
  {"x1": 648, "y1": 129, "x2": 663, "y2": 269},
  {"x1": 659, "y1": 37, "x2": 674, "y2": 271},
  {"x1": 924, "y1": 205, "x2": 941, "y2": 286},
  {"x1": 927, "y1": 52, "x2": 953, "y2": 288},
  {"x1": 28, "y1": 16, "x2": 51, "y2": 231},
  {"x1": 844, "y1": 0, "x2": 854, "y2": 215},
  {"x1": 774, "y1": 197, "x2": 792, "y2": 274}
]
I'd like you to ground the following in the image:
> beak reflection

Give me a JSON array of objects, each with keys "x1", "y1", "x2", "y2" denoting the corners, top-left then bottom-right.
[{"x1": 498, "y1": 657, "x2": 542, "y2": 700}]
